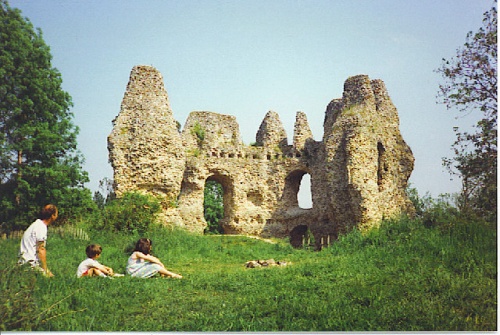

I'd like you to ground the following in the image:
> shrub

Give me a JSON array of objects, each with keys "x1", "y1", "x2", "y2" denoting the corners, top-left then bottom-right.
[
  {"x1": 407, "y1": 185, "x2": 462, "y2": 230},
  {"x1": 101, "y1": 192, "x2": 161, "y2": 235},
  {"x1": 191, "y1": 122, "x2": 205, "y2": 145}
]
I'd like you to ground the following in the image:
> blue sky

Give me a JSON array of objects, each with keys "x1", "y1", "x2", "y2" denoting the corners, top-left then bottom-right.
[{"x1": 9, "y1": 0, "x2": 494, "y2": 202}]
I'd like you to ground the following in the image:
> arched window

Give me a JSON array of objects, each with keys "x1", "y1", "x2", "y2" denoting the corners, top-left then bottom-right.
[
  {"x1": 298, "y1": 173, "x2": 312, "y2": 209},
  {"x1": 283, "y1": 170, "x2": 313, "y2": 209}
]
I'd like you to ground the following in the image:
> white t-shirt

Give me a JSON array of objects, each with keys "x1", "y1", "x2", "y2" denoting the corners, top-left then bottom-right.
[
  {"x1": 77, "y1": 258, "x2": 102, "y2": 277},
  {"x1": 19, "y1": 219, "x2": 47, "y2": 265}
]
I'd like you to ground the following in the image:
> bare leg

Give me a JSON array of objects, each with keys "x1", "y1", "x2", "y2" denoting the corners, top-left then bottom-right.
[
  {"x1": 87, "y1": 268, "x2": 107, "y2": 277},
  {"x1": 158, "y1": 267, "x2": 182, "y2": 279}
]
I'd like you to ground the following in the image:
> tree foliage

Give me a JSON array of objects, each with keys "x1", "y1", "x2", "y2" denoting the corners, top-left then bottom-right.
[
  {"x1": 204, "y1": 180, "x2": 224, "y2": 234},
  {"x1": 93, "y1": 177, "x2": 116, "y2": 209},
  {"x1": 0, "y1": 1, "x2": 94, "y2": 229},
  {"x1": 436, "y1": 3, "x2": 497, "y2": 221}
]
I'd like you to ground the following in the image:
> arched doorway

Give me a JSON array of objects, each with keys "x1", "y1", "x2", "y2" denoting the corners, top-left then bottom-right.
[
  {"x1": 203, "y1": 173, "x2": 234, "y2": 234},
  {"x1": 290, "y1": 225, "x2": 307, "y2": 248},
  {"x1": 203, "y1": 179, "x2": 224, "y2": 234}
]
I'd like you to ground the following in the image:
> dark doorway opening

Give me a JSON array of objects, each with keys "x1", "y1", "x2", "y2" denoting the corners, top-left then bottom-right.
[{"x1": 289, "y1": 224, "x2": 309, "y2": 248}]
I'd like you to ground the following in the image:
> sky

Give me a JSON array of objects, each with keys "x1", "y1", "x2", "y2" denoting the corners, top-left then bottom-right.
[{"x1": 8, "y1": 0, "x2": 494, "y2": 204}]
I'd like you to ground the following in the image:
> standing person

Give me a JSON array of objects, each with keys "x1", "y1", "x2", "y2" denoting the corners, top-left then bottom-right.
[
  {"x1": 18, "y1": 204, "x2": 58, "y2": 277},
  {"x1": 126, "y1": 238, "x2": 182, "y2": 279}
]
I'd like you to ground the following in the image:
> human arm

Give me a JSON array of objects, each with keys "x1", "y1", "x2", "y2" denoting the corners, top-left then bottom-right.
[
  {"x1": 83, "y1": 258, "x2": 114, "y2": 276},
  {"x1": 92, "y1": 263, "x2": 114, "y2": 276},
  {"x1": 133, "y1": 252, "x2": 165, "y2": 268},
  {"x1": 103, "y1": 265, "x2": 115, "y2": 275},
  {"x1": 131, "y1": 252, "x2": 181, "y2": 278},
  {"x1": 36, "y1": 241, "x2": 53, "y2": 277}
]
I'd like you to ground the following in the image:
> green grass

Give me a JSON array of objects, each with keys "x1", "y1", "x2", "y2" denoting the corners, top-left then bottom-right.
[{"x1": 0, "y1": 217, "x2": 496, "y2": 331}]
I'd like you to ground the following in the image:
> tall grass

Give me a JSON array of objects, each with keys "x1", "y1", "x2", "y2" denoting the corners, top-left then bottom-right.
[{"x1": 0, "y1": 217, "x2": 496, "y2": 331}]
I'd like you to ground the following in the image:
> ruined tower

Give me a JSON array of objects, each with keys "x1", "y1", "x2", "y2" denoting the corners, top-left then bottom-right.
[{"x1": 108, "y1": 65, "x2": 415, "y2": 241}]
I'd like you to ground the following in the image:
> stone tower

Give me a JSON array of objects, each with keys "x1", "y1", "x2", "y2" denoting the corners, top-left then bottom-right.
[{"x1": 108, "y1": 65, "x2": 415, "y2": 242}]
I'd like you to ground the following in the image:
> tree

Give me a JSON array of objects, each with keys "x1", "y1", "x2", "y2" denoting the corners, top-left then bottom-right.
[
  {"x1": 436, "y1": 3, "x2": 497, "y2": 221},
  {"x1": 93, "y1": 177, "x2": 116, "y2": 209},
  {"x1": 204, "y1": 180, "x2": 224, "y2": 234},
  {"x1": 0, "y1": 1, "x2": 94, "y2": 228}
]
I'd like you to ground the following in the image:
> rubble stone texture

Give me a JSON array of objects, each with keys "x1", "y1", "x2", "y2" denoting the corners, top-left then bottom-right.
[{"x1": 108, "y1": 65, "x2": 415, "y2": 243}]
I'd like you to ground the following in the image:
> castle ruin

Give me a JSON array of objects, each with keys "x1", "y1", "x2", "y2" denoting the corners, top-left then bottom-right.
[{"x1": 108, "y1": 65, "x2": 415, "y2": 244}]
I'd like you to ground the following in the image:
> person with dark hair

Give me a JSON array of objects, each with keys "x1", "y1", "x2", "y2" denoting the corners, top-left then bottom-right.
[
  {"x1": 77, "y1": 244, "x2": 122, "y2": 278},
  {"x1": 126, "y1": 238, "x2": 182, "y2": 279},
  {"x1": 18, "y1": 204, "x2": 58, "y2": 277}
]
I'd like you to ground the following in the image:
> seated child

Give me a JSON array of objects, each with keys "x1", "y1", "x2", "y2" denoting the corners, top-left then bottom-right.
[
  {"x1": 77, "y1": 244, "x2": 122, "y2": 278},
  {"x1": 126, "y1": 238, "x2": 182, "y2": 279}
]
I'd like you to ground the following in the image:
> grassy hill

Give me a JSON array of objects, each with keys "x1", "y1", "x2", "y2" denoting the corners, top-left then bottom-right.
[{"x1": 0, "y1": 216, "x2": 496, "y2": 331}]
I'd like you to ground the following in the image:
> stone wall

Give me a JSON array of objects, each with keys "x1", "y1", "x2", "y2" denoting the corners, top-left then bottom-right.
[{"x1": 108, "y1": 65, "x2": 415, "y2": 243}]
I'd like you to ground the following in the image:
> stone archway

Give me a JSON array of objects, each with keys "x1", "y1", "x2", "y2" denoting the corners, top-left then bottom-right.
[
  {"x1": 203, "y1": 179, "x2": 224, "y2": 234},
  {"x1": 205, "y1": 172, "x2": 234, "y2": 233}
]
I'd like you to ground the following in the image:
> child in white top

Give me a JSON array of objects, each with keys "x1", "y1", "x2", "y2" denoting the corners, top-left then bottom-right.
[{"x1": 77, "y1": 244, "x2": 121, "y2": 278}]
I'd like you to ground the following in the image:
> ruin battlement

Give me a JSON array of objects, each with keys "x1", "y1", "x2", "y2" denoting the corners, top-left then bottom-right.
[{"x1": 108, "y1": 65, "x2": 415, "y2": 242}]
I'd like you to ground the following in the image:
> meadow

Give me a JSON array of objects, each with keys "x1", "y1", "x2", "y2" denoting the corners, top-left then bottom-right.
[{"x1": 1, "y1": 216, "x2": 497, "y2": 331}]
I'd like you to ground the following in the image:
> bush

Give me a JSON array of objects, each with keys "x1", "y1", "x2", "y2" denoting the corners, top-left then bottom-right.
[
  {"x1": 191, "y1": 122, "x2": 205, "y2": 145},
  {"x1": 407, "y1": 186, "x2": 462, "y2": 229},
  {"x1": 100, "y1": 192, "x2": 161, "y2": 235}
]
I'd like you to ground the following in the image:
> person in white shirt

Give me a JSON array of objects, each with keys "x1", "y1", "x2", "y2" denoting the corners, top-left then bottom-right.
[
  {"x1": 77, "y1": 244, "x2": 121, "y2": 278},
  {"x1": 18, "y1": 204, "x2": 58, "y2": 277}
]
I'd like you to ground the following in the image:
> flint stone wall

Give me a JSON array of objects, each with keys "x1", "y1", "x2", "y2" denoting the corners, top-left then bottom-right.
[{"x1": 108, "y1": 65, "x2": 415, "y2": 242}]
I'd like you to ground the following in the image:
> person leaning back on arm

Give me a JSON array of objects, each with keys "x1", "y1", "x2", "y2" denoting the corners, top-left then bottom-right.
[{"x1": 18, "y1": 204, "x2": 58, "y2": 277}]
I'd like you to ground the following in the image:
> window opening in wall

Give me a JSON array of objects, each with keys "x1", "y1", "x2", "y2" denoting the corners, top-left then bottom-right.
[
  {"x1": 203, "y1": 180, "x2": 224, "y2": 234},
  {"x1": 283, "y1": 170, "x2": 313, "y2": 209},
  {"x1": 298, "y1": 173, "x2": 312, "y2": 209},
  {"x1": 377, "y1": 142, "x2": 387, "y2": 192}
]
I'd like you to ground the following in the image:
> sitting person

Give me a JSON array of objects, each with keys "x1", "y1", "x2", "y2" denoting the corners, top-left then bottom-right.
[
  {"x1": 77, "y1": 244, "x2": 122, "y2": 278},
  {"x1": 18, "y1": 204, "x2": 58, "y2": 277},
  {"x1": 126, "y1": 238, "x2": 182, "y2": 279}
]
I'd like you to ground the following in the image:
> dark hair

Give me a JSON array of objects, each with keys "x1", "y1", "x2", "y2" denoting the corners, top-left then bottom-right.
[
  {"x1": 85, "y1": 244, "x2": 102, "y2": 258},
  {"x1": 134, "y1": 238, "x2": 152, "y2": 255},
  {"x1": 38, "y1": 204, "x2": 58, "y2": 220}
]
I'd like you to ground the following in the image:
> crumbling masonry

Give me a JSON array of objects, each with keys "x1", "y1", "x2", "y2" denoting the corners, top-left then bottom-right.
[{"x1": 108, "y1": 65, "x2": 415, "y2": 244}]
